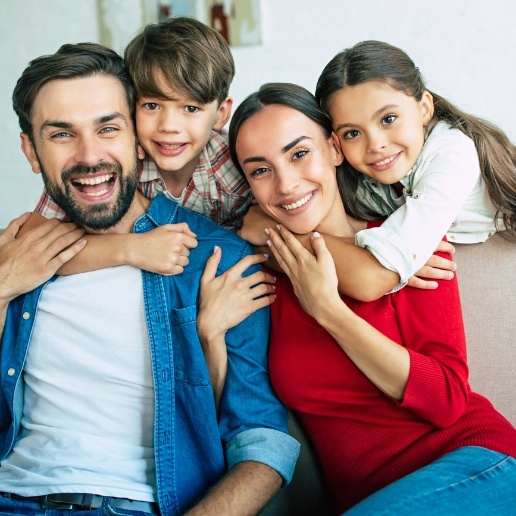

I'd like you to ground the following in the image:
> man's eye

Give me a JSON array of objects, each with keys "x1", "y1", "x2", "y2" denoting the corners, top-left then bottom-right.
[
  {"x1": 51, "y1": 132, "x2": 71, "y2": 139},
  {"x1": 343, "y1": 130, "x2": 360, "y2": 140},
  {"x1": 382, "y1": 114, "x2": 397, "y2": 125},
  {"x1": 100, "y1": 127, "x2": 118, "y2": 134},
  {"x1": 185, "y1": 105, "x2": 200, "y2": 114}
]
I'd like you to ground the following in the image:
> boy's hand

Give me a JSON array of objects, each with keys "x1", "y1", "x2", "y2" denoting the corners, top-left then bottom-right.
[
  {"x1": 129, "y1": 223, "x2": 197, "y2": 275},
  {"x1": 238, "y1": 205, "x2": 278, "y2": 245},
  {"x1": 407, "y1": 240, "x2": 456, "y2": 289},
  {"x1": 0, "y1": 213, "x2": 86, "y2": 302}
]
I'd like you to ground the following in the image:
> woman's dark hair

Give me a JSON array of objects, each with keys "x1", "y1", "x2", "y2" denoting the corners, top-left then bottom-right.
[
  {"x1": 13, "y1": 42, "x2": 136, "y2": 142},
  {"x1": 316, "y1": 40, "x2": 516, "y2": 234},
  {"x1": 229, "y1": 82, "x2": 333, "y2": 170}
]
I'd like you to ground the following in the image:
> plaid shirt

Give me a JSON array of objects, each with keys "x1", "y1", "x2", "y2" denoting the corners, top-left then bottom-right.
[{"x1": 36, "y1": 130, "x2": 252, "y2": 231}]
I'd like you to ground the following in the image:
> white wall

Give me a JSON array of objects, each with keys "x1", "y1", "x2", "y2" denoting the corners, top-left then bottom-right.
[{"x1": 1, "y1": 0, "x2": 515, "y2": 227}]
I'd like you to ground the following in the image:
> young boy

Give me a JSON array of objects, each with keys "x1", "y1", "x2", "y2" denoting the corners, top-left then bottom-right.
[{"x1": 27, "y1": 17, "x2": 253, "y2": 274}]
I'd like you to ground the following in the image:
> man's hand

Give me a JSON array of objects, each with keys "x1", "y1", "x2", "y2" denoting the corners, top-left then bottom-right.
[
  {"x1": 0, "y1": 213, "x2": 86, "y2": 303},
  {"x1": 407, "y1": 240, "x2": 456, "y2": 290}
]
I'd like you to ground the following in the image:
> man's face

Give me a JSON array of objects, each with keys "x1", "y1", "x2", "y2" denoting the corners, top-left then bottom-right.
[{"x1": 22, "y1": 75, "x2": 144, "y2": 232}]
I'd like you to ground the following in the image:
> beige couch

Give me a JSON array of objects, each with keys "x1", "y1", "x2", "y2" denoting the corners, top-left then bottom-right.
[{"x1": 262, "y1": 232, "x2": 516, "y2": 516}]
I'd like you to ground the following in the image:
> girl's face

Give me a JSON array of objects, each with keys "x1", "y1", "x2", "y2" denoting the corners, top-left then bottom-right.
[
  {"x1": 235, "y1": 104, "x2": 346, "y2": 235},
  {"x1": 327, "y1": 80, "x2": 433, "y2": 185}
]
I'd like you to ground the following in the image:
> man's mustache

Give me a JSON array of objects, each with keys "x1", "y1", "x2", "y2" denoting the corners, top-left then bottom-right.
[{"x1": 62, "y1": 162, "x2": 122, "y2": 181}]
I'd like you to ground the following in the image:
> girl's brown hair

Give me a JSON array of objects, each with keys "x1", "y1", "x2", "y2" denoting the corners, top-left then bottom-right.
[{"x1": 316, "y1": 40, "x2": 516, "y2": 237}]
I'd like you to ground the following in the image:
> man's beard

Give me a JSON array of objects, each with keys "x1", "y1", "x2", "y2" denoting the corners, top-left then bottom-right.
[{"x1": 41, "y1": 151, "x2": 140, "y2": 231}]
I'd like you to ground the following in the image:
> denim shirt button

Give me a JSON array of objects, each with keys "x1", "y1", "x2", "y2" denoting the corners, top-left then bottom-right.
[
  {"x1": 7, "y1": 368, "x2": 15, "y2": 376},
  {"x1": 22, "y1": 312, "x2": 30, "y2": 320}
]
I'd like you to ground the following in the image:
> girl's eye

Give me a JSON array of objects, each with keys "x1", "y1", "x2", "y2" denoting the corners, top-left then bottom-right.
[
  {"x1": 143, "y1": 102, "x2": 159, "y2": 111},
  {"x1": 381, "y1": 114, "x2": 397, "y2": 125},
  {"x1": 292, "y1": 149, "x2": 309, "y2": 160},
  {"x1": 343, "y1": 129, "x2": 360, "y2": 140},
  {"x1": 185, "y1": 105, "x2": 200, "y2": 114}
]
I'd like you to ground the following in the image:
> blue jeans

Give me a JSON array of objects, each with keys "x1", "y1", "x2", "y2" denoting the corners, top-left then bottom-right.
[
  {"x1": 344, "y1": 446, "x2": 516, "y2": 515},
  {"x1": 0, "y1": 495, "x2": 155, "y2": 516}
]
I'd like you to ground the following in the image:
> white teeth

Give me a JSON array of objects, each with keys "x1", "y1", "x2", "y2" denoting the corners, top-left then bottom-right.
[
  {"x1": 159, "y1": 143, "x2": 182, "y2": 149},
  {"x1": 74, "y1": 174, "x2": 111, "y2": 185},
  {"x1": 85, "y1": 187, "x2": 110, "y2": 197},
  {"x1": 281, "y1": 192, "x2": 313, "y2": 211},
  {"x1": 375, "y1": 155, "x2": 396, "y2": 166}
]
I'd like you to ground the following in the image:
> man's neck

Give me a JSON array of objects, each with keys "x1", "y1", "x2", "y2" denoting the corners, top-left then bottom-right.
[{"x1": 86, "y1": 192, "x2": 150, "y2": 235}]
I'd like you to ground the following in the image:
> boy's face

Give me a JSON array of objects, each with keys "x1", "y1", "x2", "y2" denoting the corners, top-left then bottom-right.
[{"x1": 136, "y1": 76, "x2": 231, "y2": 181}]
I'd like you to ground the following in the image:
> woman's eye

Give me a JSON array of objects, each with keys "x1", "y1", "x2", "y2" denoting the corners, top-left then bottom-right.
[
  {"x1": 381, "y1": 114, "x2": 397, "y2": 125},
  {"x1": 185, "y1": 105, "x2": 200, "y2": 113},
  {"x1": 249, "y1": 166, "x2": 268, "y2": 178},
  {"x1": 343, "y1": 130, "x2": 360, "y2": 140},
  {"x1": 292, "y1": 149, "x2": 309, "y2": 160}
]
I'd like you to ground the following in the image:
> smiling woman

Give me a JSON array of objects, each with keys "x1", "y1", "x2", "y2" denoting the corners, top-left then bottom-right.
[{"x1": 201, "y1": 82, "x2": 516, "y2": 515}]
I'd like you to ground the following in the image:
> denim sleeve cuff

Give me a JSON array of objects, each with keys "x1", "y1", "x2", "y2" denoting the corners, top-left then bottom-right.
[{"x1": 226, "y1": 428, "x2": 301, "y2": 485}]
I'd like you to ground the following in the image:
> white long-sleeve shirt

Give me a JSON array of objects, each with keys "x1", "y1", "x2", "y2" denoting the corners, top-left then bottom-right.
[{"x1": 355, "y1": 121, "x2": 501, "y2": 290}]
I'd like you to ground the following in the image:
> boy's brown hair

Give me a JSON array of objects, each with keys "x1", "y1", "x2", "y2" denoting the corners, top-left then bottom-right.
[{"x1": 124, "y1": 16, "x2": 235, "y2": 105}]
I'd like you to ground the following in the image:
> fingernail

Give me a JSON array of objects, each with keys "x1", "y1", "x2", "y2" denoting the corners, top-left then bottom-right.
[
  {"x1": 313, "y1": 231, "x2": 321, "y2": 238},
  {"x1": 266, "y1": 240, "x2": 272, "y2": 247},
  {"x1": 264, "y1": 228, "x2": 270, "y2": 235},
  {"x1": 213, "y1": 245, "x2": 220, "y2": 254}
]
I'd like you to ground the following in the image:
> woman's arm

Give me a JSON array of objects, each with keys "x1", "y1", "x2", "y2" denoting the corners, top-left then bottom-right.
[
  {"x1": 267, "y1": 226, "x2": 469, "y2": 427},
  {"x1": 197, "y1": 247, "x2": 276, "y2": 408},
  {"x1": 16, "y1": 212, "x2": 198, "y2": 275}
]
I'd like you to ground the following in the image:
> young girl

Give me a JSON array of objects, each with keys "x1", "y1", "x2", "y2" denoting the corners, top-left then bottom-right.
[{"x1": 315, "y1": 40, "x2": 516, "y2": 290}]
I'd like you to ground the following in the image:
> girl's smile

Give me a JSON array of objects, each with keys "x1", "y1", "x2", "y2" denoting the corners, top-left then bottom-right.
[{"x1": 327, "y1": 81, "x2": 433, "y2": 185}]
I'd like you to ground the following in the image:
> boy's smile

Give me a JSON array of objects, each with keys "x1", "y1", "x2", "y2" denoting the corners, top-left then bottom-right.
[{"x1": 135, "y1": 79, "x2": 231, "y2": 195}]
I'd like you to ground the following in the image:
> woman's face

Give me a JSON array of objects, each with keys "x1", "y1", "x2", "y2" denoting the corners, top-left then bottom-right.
[{"x1": 235, "y1": 104, "x2": 345, "y2": 235}]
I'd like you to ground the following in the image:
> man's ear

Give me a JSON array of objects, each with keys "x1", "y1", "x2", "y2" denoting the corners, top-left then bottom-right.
[
  {"x1": 420, "y1": 90, "x2": 434, "y2": 126},
  {"x1": 213, "y1": 97, "x2": 233, "y2": 132},
  {"x1": 20, "y1": 133, "x2": 41, "y2": 174},
  {"x1": 330, "y1": 132, "x2": 344, "y2": 166}
]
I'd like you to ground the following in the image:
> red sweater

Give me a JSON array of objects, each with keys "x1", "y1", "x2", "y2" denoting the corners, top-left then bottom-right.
[{"x1": 268, "y1": 244, "x2": 516, "y2": 513}]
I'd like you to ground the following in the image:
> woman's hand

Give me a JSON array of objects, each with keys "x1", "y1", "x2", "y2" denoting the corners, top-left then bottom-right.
[
  {"x1": 197, "y1": 247, "x2": 276, "y2": 408},
  {"x1": 238, "y1": 205, "x2": 278, "y2": 245},
  {"x1": 266, "y1": 225, "x2": 342, "y2": 322},
  {"x1": 407, "y1": 240, "x2": 456, "y2": 289}
]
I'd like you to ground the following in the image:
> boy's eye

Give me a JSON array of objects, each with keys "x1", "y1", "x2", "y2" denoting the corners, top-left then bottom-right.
[
  {"x1": 343, "y1": 129, "x2": 360, "y2": 140},
  {"x1": 143, "y1": 103, "x2": 159, "y2": 111},
  {"x1": 184, "y1": 105, "x2": 200, "y2": 114},
  {"x1": 381, "y1": 114, "x2": 397, "y2": 125}
]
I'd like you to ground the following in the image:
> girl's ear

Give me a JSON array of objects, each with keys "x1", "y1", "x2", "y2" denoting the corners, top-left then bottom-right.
[
  {"x1": 20, "y1": 133, "x2": 42, "y2": 174},
  {"x1": 330, "y1": 132, "x2": 344, "y2": 166},
  {"x1": 213, "y1": 97, "x2": 233, "y2": 132},
  {"x1": 420, "y1": 91, "x2": 434, "y2": 126}
]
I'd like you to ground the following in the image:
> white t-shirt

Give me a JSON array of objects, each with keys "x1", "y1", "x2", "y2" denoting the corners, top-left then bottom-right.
[
  {"x1": 0, "y1": 266, "x2": 156, "y2": 501},
  {"x1": 355, "y1": 121, "x2": 501, "y2": 290}
]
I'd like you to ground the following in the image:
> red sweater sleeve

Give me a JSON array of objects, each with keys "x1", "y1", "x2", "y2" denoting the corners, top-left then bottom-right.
[{"x1": 394, "y1": 251, "x2": 470, "y2": 427}]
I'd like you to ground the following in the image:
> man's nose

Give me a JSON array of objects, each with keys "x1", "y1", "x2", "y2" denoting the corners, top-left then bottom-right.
[{"x1": 73, "y1": 135, "x2": 107, "y2": 166}]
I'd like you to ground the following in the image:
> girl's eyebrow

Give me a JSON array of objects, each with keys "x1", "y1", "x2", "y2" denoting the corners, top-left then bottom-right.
[{"x1": 334, "y1": 104, "x2": 398, "y2": 132}]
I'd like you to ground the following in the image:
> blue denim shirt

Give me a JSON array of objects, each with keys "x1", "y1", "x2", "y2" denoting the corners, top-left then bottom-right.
[{"x1": 0, "y1": 195, "x2": 300, "y2": 515}]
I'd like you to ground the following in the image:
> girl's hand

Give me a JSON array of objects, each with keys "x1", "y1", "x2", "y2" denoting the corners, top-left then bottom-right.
[
  {"x1": 407, "y1": 240, "x2": 456, "y2": 289},
  {"x1": 266, "y1": 225, "x2": 342, "y2": 322},
  {"x1": 238, "y1": 205, "x2": 278, "y2": 245},
  {"x1": 128, "y1": 223, "x2": 198, "y2": 275},
  {"x1": 197, "y1": 247, "x2": 276, "y2": 409}
]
